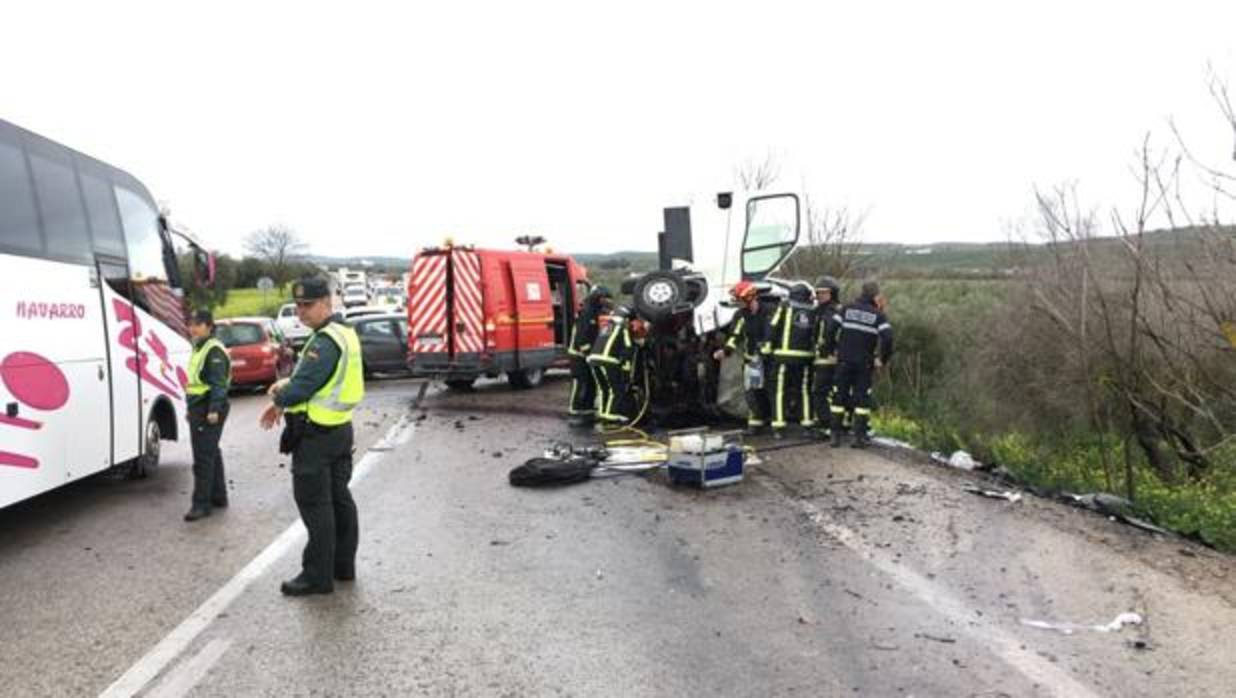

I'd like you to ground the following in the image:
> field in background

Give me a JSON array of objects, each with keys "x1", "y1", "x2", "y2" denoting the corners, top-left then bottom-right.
[{"x1": 215, "y1": 286, "x2": 290, "y2": 319}]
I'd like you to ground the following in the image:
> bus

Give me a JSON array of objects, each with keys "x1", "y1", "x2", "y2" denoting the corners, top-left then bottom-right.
[{"x1": 0, "y1": 117, "x2": 213, "y2": 509}]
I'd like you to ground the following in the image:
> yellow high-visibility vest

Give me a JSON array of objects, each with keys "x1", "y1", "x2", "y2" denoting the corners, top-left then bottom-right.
[
  {"x1": 286, "y1": 324, "x2": 365, "y2": 426},
  {"x1": 187, "y1": 337, "x2": 230, "y2": 396}
]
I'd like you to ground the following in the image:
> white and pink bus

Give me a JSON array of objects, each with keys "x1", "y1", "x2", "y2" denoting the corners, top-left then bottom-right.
[{"x1": 1, "y1": 117, "x2": 213, "y2": 509}]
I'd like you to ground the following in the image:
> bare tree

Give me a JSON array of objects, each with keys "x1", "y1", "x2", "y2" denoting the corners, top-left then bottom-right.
[
  {"x1": 736, "y1": 151, "x2": 781, "y2": 191},
  {"x1": 245, "y1": 224, "x2": 307, "y2": 286},
  {"x1": 778, "y1": 196, "x2": 867, "y2": 281}
]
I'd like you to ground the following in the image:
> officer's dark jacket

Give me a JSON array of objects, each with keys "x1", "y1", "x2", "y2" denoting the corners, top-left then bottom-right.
[
  {"x1": 723, "y1": 306, "x2": 768, "y2": 360},
  {"x1": 825, "y1": 297, "x2": 893, "y2": 365},
  {"x1": 568, "y1": 303, "x2": 603, "y2": 357},
  {"x1": 813, "y1": 302, "x2": 841, "y2": 363},
  {"x1": 587, "y1": 318, "x2": 636, "y2": 369},
  {"x1": 765, "y1": 300, "x2": 818, "y2": 362},
  {"x1": 273, "y1": 315, "x2": 344, "y2": 409},
  {"x1": 189, "y1": 333, "x2": 231, "y2": 414}
]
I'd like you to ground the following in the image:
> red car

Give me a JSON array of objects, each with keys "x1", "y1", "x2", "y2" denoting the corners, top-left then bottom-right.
[{"x1": 215, "y1": 317, "x2": 296, "y2": 388}]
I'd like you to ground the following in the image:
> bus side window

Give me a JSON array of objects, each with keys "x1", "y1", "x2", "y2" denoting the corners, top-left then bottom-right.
[
  {"x1": 27, "y1": 148, "x2": 92, "y2": 264},
  {"x1": 79, "y1": 169, "x2": 126, "y2": 258},
  {"x1": 0, "y1": 129, "x2": 43, "y2": 256},
  {"x1": 114, "y1": 186, "x2": 166, "y2": 283}
]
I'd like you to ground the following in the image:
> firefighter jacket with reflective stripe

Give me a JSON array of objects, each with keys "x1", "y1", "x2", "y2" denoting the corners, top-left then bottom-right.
[
  {"x1": 586, "y1": 319, "x2": 634, "y2": 370},
  {"x1": 568, "y1": 304, "x2": 603, "y2": 357},
  {"x1": 723, "y1": 306, "x2": 768, "y2": 362},
  {"x1": 813, "y1": 302, "x2": 841, "y2": 366},
  {"x1": 825, "y1": 297, "x2": 893, "y2": 365},
  {"x1": 282, "y1": 321, "x2": 366, "y2": 426},
  {"x1": 764, "y1": 300, "x2": 817, "y2": 362},
  {"x1": 187, "y1": 336, "x2": 231, "y2": 412}
]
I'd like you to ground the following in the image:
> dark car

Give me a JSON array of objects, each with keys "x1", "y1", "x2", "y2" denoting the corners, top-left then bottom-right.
[{"x1": 352, "y1": 314, "x2": 411, "y2": 376}]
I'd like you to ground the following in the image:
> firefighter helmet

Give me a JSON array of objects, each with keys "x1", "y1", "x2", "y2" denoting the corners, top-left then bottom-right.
[
  {"x1": 730, "y1": 281, "x2": 758, "y2": 301},
  {"x1": 814, "y1": 275, "x2": 840, "y2": 298}
]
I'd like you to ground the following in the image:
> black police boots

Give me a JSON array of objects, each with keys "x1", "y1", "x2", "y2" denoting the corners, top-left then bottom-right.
[
  {"x1": 280, "y1": 575, "x2": 334, "y2": 597},
  {"x1": 829, "y1": 412, "x2": 845, "y2": 448},
  {"x1": 184, "y1": 507, "x2": 211, "y2": 522}
]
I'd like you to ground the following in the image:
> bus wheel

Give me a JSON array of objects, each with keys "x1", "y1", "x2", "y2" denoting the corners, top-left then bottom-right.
[
  {"x1": 130, "y1": 417, "x2": 161, "y2": 479},
  {"x1": 507, "y1": 368, "x2": 544, "y2": 389},
  {"x1": 445, "y1": 378, "x2": 475, "y2": 391}
]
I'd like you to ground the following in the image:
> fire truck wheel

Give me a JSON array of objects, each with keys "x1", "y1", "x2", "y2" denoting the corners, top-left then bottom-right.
[
  {"x1": 507, "y1": 368, "x2": 544, "y2": 389},
  {"x1": 445, "y1": 378, "x2": 476, "y2": 391}
]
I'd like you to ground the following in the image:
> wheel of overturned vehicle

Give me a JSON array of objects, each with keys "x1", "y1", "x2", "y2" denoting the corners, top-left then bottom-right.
[
  {"x1": 507, "y1": 367, "x2": 544, "y2": 389},
  {"x1": 634, "y1": 271, "x2": 687, "y2": 323},
  {"x1": 445, "y1": 378, "x2": 476, "y2": 391},
  {"x1": 129, "y1": 416, "x2": 161, "y2": 479}
]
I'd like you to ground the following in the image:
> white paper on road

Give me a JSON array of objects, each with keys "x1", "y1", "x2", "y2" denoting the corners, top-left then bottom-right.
[{"x1": 1019, "y1": 612, "x2": 1144, "y2": 635}]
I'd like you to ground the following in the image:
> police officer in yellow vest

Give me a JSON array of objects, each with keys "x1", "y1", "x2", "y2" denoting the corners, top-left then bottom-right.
[
  {"x1": 260, "y1": 276, "x2": 365, "y2": 596},
  {"x1": 185, "y1": 309, "x2": 231, "y2": 522}
]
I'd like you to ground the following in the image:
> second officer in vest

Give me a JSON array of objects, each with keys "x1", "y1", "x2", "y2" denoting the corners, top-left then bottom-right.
[
  {"x1": 185, "y1": 309, "x2": 231, "y2": 522},
  {"x1": 260, "y1": 276, "x2": 365, "y2": 597}
]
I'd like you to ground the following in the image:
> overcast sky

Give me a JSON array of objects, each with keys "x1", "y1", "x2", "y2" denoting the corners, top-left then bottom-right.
[{"x1": 2, "y1": 1, "x2": 1234, "y2": 258}]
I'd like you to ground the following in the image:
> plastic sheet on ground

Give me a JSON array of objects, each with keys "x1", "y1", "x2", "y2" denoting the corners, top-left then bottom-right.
[
  {"x1": 932, "y1": 450, "x2": 982, "y2": 470},
  {"x1": 1019, "y1": 612, "x2": 1144, "y2": 635}
]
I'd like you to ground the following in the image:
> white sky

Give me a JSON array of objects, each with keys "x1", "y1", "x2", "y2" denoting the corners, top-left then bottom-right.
[{"x1": 2, "y1": 1, "x2": 1234, "y2": 257}]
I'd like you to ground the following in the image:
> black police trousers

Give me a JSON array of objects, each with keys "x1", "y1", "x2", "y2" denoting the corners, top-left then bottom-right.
[
  {"x1": 593, "y1": 362, "x2": 634, "y2": 424},
  {"x1": 189, "y1": 403, "x2": 228, "y2": 510},
  {"x1": 830, "y1": 361, "x2": 874, "y2": 418},
  {"x1": 568, "y1": 356, "x2": 597, "y2": 417},
  {"x1": 771, "y1": 359, "x2": 814, "y2": 429},
  {"x1": 812, "y1": 362, "x2": 837, "y2": 429},
  {"x1": 292, "y1": 421, "x2": 358, "y2": 587}
]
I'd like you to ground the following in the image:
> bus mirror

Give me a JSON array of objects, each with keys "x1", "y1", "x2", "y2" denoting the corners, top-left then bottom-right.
[{"x1": 195, "y1": 249, "x2": 216, "y2": 288}]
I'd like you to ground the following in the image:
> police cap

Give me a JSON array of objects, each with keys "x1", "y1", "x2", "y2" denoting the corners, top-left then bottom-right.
[{"x1": 293, "y1": 276, "x2": 332, "y2": 302}]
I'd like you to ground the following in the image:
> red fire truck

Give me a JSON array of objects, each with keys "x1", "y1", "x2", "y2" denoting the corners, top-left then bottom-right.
[{"x1": 406, "y1": 244, "x2": 591, "y2": 389}]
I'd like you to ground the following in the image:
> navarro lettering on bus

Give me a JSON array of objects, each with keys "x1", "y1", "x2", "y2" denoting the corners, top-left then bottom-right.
[{"x1": 15, "y1": 301, "x2": 88, "y2": 320}]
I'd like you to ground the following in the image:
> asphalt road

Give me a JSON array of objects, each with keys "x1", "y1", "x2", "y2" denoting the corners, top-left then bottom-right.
[{"x1": 0, "y1": 375, "x2": 1232, "y2": 697}]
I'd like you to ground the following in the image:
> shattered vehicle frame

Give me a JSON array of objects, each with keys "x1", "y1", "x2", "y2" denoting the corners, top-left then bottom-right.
[{"x1": 617, "y1": 191, "x2": 802, "y2": 426}]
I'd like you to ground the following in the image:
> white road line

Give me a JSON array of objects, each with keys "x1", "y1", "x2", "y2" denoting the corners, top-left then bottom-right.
[
  {"x1": 763, "y1": 477, "x2": 1103, "y2": 698},
  {"x1": 98, "y1": 414, "x2": 415, "y2": 698},
  {"x1": 145, "y1": 638, "x2": 232, "y2": 698}
]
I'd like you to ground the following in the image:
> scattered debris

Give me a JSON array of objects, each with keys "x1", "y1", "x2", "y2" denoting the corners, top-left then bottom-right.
[
  {"x1": 933, "y1": 450, "x2": 982, "y2": 471},
  {"x1": 872, "y1": 642, "x2": 899, "y2": 651},
  {"x1": 1020, "y1": 612, "x2": 1144, "y2": 635},
  {"x1": 797, "y1": 615, "x2": 812, "y2": 625},
  {"x1": 962, "y1": 485, "x2": 1022, "y2": 503},
  {"x1": 454, "y1": 420, "x2": 465, "y2": 430},
  {"x1": 595, "y1": 569, "x2": 604, "y2": 580},
  {"x1": 1127, "y1": 639, "x2": 1152, "y2": 651},
  {"x1": 872, "y1": 436, "x2": 915, "y2": 450},
  {"x1": 489, "y1": 540, "x2": 510, "y2": 547},
  {"x1": 1177, "y1": 548, "x2": 1198, "y2": 558},
  {"x1": 492, "y1": 451, "x2": 503, "y2": 459},
  {"x1": 1065, "y1": 493, "x2": 1136, "y2": 517},
  {"x1": 916, "y1": 633, "x2": 957, "y2": 644}
]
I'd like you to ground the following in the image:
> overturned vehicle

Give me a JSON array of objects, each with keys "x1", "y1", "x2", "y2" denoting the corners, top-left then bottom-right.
[{"x1": 617, "y1": 191, "x2": 802, "y2": 427}]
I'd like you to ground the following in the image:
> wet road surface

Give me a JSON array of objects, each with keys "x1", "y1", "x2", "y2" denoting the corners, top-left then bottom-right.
[{"x1": 1, "y1": 375, "x2": 1232, "y2": 697}]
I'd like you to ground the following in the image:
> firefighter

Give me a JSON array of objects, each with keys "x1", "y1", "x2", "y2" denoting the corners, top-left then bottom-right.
[
  {"x1": 811, "y1": 276, "x2": 842, "y2": 438},
  {"x1": 184, "y1": 309, "x2": 231, "y2": 522},
  {"x1": 566, "y1": 286, "x2": 613, "y2": 426},
  {"x1": 260, "y1": 276, "x2": 365, "y2": 596},
  {"x1": 587, "y1": 305, "x2": 639, "y2": 426},
  {"x1": 764, "y1": 282, "x2": 818, "y2": 438},
  {"x1": 712, "y1": 281, "x2": 771, "y2": 434},
  {"x1": 825, "y1": 281, "x2": 893, "y2": 449}
]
